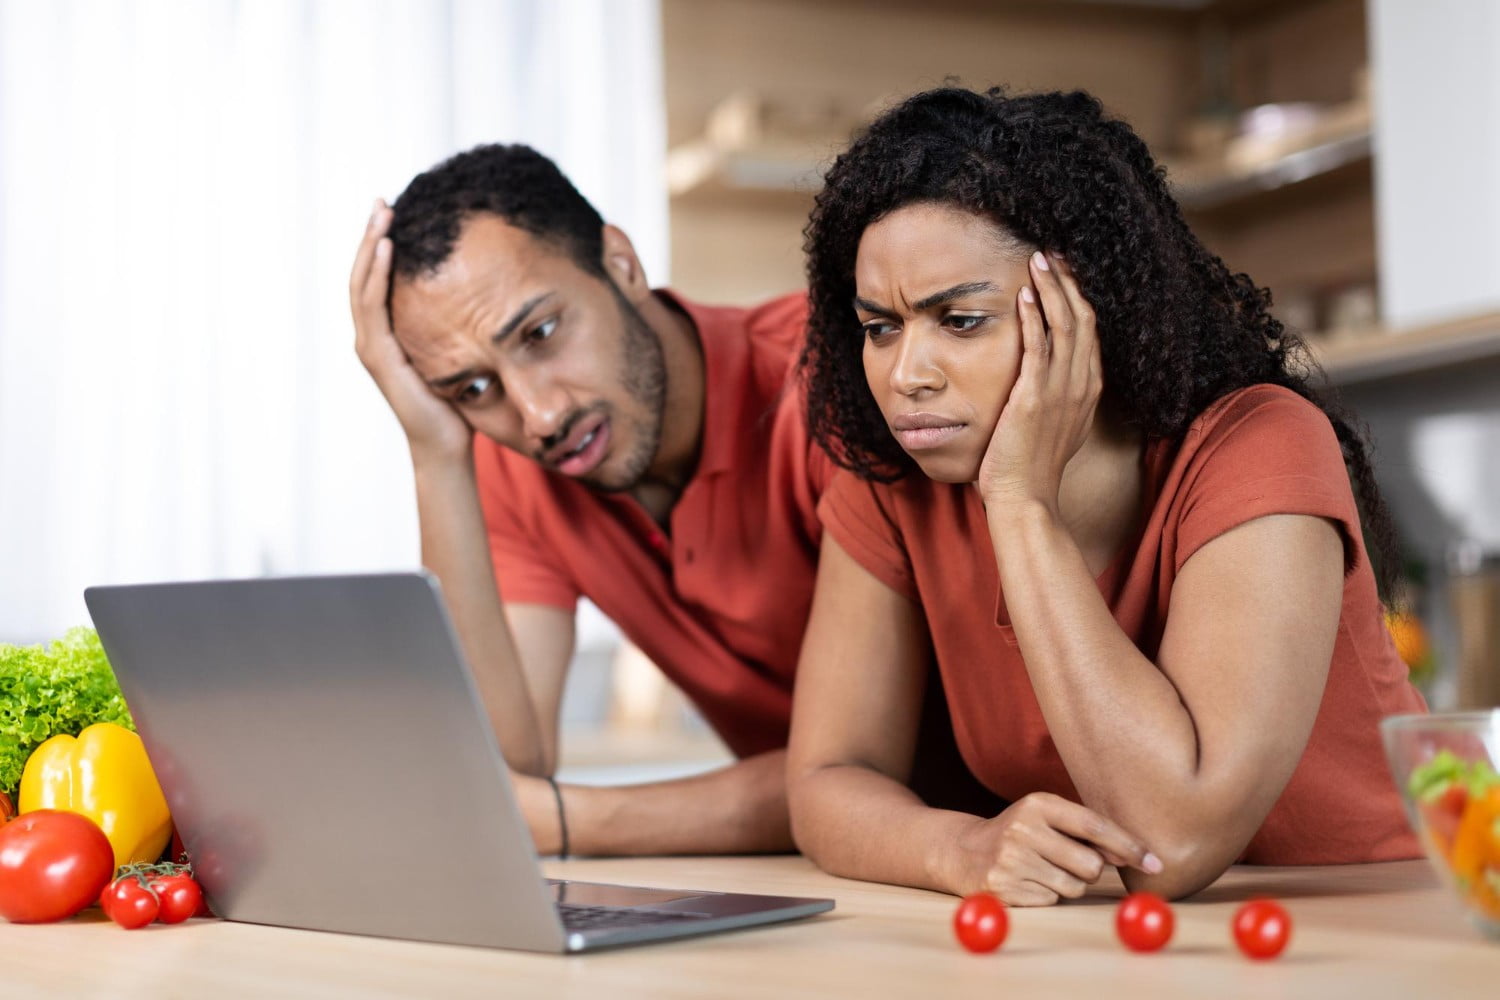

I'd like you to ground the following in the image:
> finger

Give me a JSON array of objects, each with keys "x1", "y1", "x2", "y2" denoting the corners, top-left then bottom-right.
[
  {"x1": 1035, "y1": 828, "x2": 1109, "y2": 887},
  {"x1": 1002, "y1": 839, "x2": 1098, "y2": 905},
  {"x1": 349, "y1": 199, "x2": 390, "y2": 300},
  {"x1": 1029, "y1": 249, "x2": 1076, "y2": 371},
  {"x1": 353, "y1": 238, "x2": 396, "y2": 361},
  {"x1": 984, "y1": 861, "x2": 1063, "y2": 906},
  {"x1": 1050, "y1": 254, "x2": 1100, "y2": 387},
  {"x1": 1015, "y1": 284, "x2": 1050, "y2": 396},
  {"x1": 1039, "y1": 795, "x2": 1162, "y2": 875},
  {"x1": 1002, "y1": 881, "x2": 1062, "y2": 907}
]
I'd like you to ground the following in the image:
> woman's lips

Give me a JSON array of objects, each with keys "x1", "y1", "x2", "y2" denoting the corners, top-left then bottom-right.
[
  {"x1": 894, "y1": 424, "x2": 966, "y2": 450},
  {"x1": 890, "y1": 413, "x2": 966, "y2": 451}
]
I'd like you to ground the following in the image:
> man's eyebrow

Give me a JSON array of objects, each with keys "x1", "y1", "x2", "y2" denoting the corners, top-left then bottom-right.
[
  {"x1": 428, "y1": 367, "x2": 481, "y2": 391},
  {"x1": 853, "y1": 281, "x2": 1000, "y2": 317},
  {"x1": 493, "y1": 292, "x2": 553, "y2": 345},
  {"x1": 426, "y1": 291, "x2": 555, "y2": 390}
]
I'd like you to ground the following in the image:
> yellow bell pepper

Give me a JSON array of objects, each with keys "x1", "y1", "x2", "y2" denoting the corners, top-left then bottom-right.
[{"x1": 18, "y1": 722, "x2": 171, "y2": 867}]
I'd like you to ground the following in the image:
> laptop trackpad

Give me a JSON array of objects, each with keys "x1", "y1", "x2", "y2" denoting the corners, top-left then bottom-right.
[{"x1": 547, "y1": 880, "x2": 711, "y2": 909}]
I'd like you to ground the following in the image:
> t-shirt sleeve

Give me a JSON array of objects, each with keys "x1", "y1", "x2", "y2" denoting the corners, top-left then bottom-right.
[
  {"x1": 816, "y1": 468, "x2": 919, "y2": 602},
  {"x1": 1175, "y1": 388, "x2": 1364, "y2": 577},
  {"x1": 473, "y1": 440, "x2": 579, "y2": 611}
]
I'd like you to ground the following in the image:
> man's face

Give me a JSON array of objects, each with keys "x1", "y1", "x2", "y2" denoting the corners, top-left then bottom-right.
[{"x1": 390, "y1": 215, "x2": 666, "y2": 492}]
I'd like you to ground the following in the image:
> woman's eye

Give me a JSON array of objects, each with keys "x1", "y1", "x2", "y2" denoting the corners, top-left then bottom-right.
[
  {"x1": 526, "y1": 317, "x2": 558, "y2": 344},
  {"x1": 862, "y1": 321, "x2": 896, "y2": 341},
  {"x1": 456, "y1": 375, "x2": 494, "y2": 404}
]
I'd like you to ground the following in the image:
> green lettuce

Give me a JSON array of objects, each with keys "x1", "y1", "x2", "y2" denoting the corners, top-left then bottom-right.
[
  {"x1": 0, "y1": 627, "x2": 135, "y2": 796},
  {"x1": 1408, "y1": 748, "x2": 1500, "y2": 801}
]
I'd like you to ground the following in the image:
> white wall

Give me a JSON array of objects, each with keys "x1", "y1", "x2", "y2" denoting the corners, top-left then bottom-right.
[
  {"x1": 0, "y1": 1, "x2": 666, "y2": 644},
  {"x1": 1369, "y1": 0, "x2": 1500, "y2": 327},
  {"x1": 1360, "y1": 0, "x2": 1500, "y2": 708}
]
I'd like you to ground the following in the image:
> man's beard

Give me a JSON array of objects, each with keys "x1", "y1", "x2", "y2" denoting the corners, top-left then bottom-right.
[{"x1": 577, "y1": 283, "x2": 667, "y2": 493}]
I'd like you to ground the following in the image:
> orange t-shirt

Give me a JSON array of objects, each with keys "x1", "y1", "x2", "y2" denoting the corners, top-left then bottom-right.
[
  {"x1": 819, "y1": 385, "x2": 1424, "y2": 864},
  {"x1": 474, "y1": 290, "x2": 832, "y2": 758}
]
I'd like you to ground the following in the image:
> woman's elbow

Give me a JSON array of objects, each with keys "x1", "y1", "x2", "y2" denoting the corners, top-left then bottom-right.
[{"x1": 1117, "y1": 830, "x2": 1236, "y2": 901}]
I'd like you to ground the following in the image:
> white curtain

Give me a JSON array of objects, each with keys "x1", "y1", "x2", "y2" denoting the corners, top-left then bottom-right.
[{"x1": 0, "y1": 0, "x2": 668, "y2": 642}]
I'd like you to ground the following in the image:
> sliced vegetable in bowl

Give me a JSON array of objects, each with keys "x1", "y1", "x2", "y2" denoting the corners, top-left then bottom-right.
[{"x1": 1383, "y1": 712, "x2": 1500, "y2": 938}]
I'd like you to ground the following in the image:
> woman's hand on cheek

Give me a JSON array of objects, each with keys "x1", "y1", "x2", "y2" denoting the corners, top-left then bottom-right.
[
  {"x1": 976, "y1": 251, "x2": 1103, "y2": 512},
  {"x1": 946, "y1": 792, "x2": 1161, "y2": 904}
]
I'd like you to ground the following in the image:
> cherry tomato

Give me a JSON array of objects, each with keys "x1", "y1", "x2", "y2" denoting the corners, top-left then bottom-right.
[
  {"x1": 0, "y1": 810, "x2": 115, "y2": 923},
  {"x1": 1116, "y1": 891, "x2": 1174, "y2": 952},
  {"x1": 0, "y1": 790, "x2": 13, "y2": 823},
  {"x1": 1233, "y1": 899, "x2": 1292, "y2": 959},
  {"x1": 1420, "y1": 784, "x2": 1469, "y2": 845},
  {"x1": 102, "y1": 877, "x2": 159, "y2": 929},
  {"x1": 953, "y1": 892, "x2": 1009, "y2": 953},
  {"x1": 168, "y1": 827, "x2": 189, "y2": 865},
  {"x1": 150, "y1": 873, "x2": 203, "y2": 924}
]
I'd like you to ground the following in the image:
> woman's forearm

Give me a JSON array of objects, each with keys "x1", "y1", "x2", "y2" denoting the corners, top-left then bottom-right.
[
  {"x1": 789, "y1": 763, "x2": 979, "y2": 895},
  {"x1": 986, "y1": 500, "x2": 1231, "y2": 895}
]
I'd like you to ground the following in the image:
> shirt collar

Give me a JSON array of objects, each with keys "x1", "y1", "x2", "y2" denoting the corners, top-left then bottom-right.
[{"x1": 654, "y1": 288, "x2": 756, "y2": 479}]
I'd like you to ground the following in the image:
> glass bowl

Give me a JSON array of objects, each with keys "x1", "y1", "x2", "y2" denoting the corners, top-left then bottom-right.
[{"x1": 1381, "y1": 711, "x2": 1500, "y2": 940}]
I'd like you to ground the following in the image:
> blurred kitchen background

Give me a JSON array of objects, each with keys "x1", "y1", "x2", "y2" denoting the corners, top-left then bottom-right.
[{"x1": 2, "y1": 0, "x2": 1497, "y2": 783}]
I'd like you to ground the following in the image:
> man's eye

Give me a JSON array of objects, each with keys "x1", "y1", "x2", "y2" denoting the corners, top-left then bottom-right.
[
  {"x1": 946, "y1": 314, "x2": 986, "y2": 333},
  {"x1": 526, "y1": 318, "x2": 558, "y2": 344},
  {"x1": 456, "y1": 375, "x2": 494, "y2": 404}
]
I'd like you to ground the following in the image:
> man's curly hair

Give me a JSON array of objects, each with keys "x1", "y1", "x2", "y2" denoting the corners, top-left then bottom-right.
[
  {"x1": 800, "y1": 85, "x2": 1399, "y2": 594},
  {"x1": 388, "y1": 143, "x2": 605, "y2": 281}
]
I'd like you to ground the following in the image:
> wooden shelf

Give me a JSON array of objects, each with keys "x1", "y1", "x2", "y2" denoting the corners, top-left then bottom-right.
[
  {"x1": 1310, "y1": 309, "x2": 1500, "y2": 386},
  {"x1": 1171, "y1": 127, "x2": 1372, "y2": 212}
]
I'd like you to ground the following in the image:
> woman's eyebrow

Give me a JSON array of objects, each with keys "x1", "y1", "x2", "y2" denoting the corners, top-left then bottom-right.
[
  {"x1": 853, "y1": 281, "x2": 1000, "y2": 317},
  {"x1": 911, "y1": 281, "x2": 999, "y2": 311}
]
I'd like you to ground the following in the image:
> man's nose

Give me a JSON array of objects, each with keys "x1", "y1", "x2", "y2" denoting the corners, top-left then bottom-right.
[
  {"x1": 889, "y1": 327, "x2": 945, "y2": 396},
  {"x1": 505, "y1": 373, "x2": 568, "y2": 443}
]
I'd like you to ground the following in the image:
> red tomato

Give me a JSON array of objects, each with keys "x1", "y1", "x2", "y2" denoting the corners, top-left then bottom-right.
[
  {"x1": 1116, "y1": 892, "x2": 1174, "y2": 952},
  {"x1": 1420, "y1": 784, "x2": 1469, "y2": 845},
  {"x1": 168, "y1": 827, "x2": 188, "y2": 865},
  {"x1": 0, "y1": 810, "x2": 115, "y2": 923},
  {"x1": 953, "y1": 892, "x2": 1009, "y2": 953},
  {"x1": 0, "y1": 790, "x2": 13, "y2": 823},
  {"x1": 150, "y1": 873, "x2": 203, "y2": 924},
  {"x1": 103, "y1": 877, "x2": 159, "y2": 930},
  {"x1": 1233, "y1": 899, "x2": 1292, "y2": 959}
]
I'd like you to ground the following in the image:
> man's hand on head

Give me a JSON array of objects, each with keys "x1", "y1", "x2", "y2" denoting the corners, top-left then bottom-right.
[{"x1": 349, "y1": 199, "x2": 473, "y2": 461}]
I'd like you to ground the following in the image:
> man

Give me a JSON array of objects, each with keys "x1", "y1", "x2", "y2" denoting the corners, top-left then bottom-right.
[{"x1": 349, "y1": 144, "x2": 991, "y2": 856}]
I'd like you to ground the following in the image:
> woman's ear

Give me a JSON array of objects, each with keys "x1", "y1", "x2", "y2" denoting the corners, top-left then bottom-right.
[{"x1": 600, "y1": 224, "x2": 651, "y2": 305}]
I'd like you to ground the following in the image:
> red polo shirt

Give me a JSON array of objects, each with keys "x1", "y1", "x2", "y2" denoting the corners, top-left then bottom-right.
[
  {"x1": 819, "y1": 385, "x2": 1424, "y2": 864},
  {"x1": 473, "y1": 290, "x2": 831, "y2": 758}
]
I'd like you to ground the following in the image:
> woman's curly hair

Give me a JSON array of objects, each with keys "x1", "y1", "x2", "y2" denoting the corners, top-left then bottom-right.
[{"x1": 799, "y1": 85, "x2": 1399, "y2": 595}]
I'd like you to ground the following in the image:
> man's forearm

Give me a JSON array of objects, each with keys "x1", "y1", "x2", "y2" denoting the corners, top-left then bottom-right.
[
  {"x1": 531, "y1": 751, "x2": 796, "y2": 856},
  {"x1": 411, "y1": 450, "x2": 549, "y2": 774}
]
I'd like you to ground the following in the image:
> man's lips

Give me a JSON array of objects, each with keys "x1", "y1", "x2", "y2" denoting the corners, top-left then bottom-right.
[
  {"x1": 890, "y1": 412, "x2": 966, "y2": 451},
  {"x1": 543, "y1": 413, "x2": 608, "y2": 472}
]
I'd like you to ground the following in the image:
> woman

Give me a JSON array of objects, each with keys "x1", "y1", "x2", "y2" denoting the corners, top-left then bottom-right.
[{"x1": 789, "y1": 86, "x2": 1425, "y2": 904}]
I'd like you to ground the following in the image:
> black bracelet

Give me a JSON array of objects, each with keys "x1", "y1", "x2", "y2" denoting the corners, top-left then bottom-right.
[{"x1": 546, "y1": 776, "x2": 570, "y2": 859}]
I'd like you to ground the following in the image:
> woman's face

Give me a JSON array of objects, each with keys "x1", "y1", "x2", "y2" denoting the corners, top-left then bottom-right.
[{"x1": 854, "y1": 202, "x2": 1033, "y2": 483}]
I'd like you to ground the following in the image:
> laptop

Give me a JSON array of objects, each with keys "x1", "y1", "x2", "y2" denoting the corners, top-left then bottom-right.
[{"x1": 83, "y1": 572, "x2": 833, "y2": 952}]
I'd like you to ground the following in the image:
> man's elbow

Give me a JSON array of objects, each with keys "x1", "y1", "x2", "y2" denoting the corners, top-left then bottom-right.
[{"x1": 502, "y1": 741, "x2": 556, "y2": 778}]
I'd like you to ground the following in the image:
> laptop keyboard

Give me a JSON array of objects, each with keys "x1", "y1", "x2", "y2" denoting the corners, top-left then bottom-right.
[{"x1": 558, "y1": 903, "x2": 709, "y2": 931}]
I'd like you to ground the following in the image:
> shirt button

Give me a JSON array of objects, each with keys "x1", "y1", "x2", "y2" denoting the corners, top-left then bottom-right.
[{"x1": 684, "y1": 548, "x2": 695, "y2": 564}]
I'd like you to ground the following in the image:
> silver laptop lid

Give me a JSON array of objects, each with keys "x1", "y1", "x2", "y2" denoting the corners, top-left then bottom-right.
[{"x1": 84, "y1": 572, "x2": 564, "y2": 951}]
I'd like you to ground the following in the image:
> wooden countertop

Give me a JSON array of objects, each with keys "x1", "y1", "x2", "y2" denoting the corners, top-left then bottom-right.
[{"x1": 2, "y1": 856, "x2": 1495, "y2": 997}]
